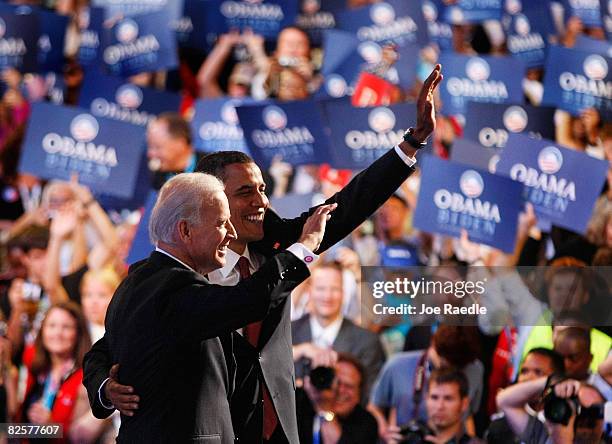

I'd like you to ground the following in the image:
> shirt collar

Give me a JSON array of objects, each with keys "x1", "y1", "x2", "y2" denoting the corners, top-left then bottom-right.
[
  {"x1": 310, "y1": 315, "x2": 344, "y2": 347},
  {"x1": 155, "y1": 246, "x2": 197, "y2": 274},
  {"x1": 218, "y1": 245, "x2": 254, "y2": 278}
]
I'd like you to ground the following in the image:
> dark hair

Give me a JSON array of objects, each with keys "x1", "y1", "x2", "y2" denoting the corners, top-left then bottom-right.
[
  {"x1": 156, "y1": 112, "x2": 192, "y2": 146},
  {"x1": 426, "y1": 368, "x2": 469, "y2": 399},
  {"x1": 7, "y1": 225, "x2": 50, "y2": 252},
  {"x1": 337, "y1": 352, "x2": 365, "y2": 394},
  {"x1": 30, "y1": 302, "x2": 92, "y2": 376},
  {"x1": 196, "y1": 151, "x2": 254, "y2": 181},
  {"x1": 432, "y1": 326, "x2": 481, "y2": 368},
  {"x1": 525, "y1": 347, "x2": 565, "y2": 375},
  {"x1": 554, "y1": 326, "x2": 591, "y2": 351}
]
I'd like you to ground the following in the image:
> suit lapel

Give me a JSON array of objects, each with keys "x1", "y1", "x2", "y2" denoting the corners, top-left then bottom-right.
[{"x1": 332, "y1": 319, "x2": 351, "y2": 351}]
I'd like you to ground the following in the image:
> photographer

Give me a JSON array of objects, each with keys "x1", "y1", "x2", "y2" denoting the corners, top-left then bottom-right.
[
  {"x1": 399, "y1": 368, "x2": 484, "y2": 444},
  {"x1": 296, "y1": 353, "x2": 378, "y2": 444},
  {"x1": 496, "y1": 376, "x2": 607, "y2": 443}
]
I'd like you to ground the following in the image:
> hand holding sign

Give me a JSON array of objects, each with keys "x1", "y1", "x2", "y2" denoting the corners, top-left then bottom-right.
[{"x1": 412, "y1": 64, "x2": 443, "y2": 146}]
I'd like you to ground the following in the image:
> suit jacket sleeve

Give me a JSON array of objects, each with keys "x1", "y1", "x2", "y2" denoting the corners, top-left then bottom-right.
[
  {"x1": 82, "y1": 335, "x2": 114, "y2": 419},
  {"x1": 254, "y1": 148, "x2": 415, "y2": 254},
  {"x1": 168, "y1": 251, "x2": 310, "y2": 343}
]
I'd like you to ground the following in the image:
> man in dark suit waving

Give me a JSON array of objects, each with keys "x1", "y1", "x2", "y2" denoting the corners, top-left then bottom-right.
[
  {"x1": 100, "y1": 173, "x2": 333, "y2": 443},
  {"x1": 85, "y1": 65, "x2": 443, "y2": 443}
]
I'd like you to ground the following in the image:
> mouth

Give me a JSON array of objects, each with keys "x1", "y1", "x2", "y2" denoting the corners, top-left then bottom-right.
[{"x1": 243, "y1": 212, "x2": 265, "y2": 224}]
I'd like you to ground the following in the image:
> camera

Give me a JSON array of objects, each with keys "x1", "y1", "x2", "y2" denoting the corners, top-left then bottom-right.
[
  {"x1": 308, "y1": 366, "x2": 335, "y2": 391},
  {"x1": 543, "y1": 390, "x2": 577, "y2": 425},
  {"x1": 398, "y1": 420, "x2": 434, "y2": 444},
  {"x1": 22, "y1": 282, "x2": 42, "y2": 303}
]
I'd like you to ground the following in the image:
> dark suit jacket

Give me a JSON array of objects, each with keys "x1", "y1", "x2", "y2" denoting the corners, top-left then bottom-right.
[
  {"x1": 291, "y1": 315, "x2": 385, "y2": 403},
  {"x1": 86, "y1": 250, "x2": 308, "y2": 443},
  {"x1": 230, "y1": 149, "x2": 413, "y2": 442},
  {"x1": 295, "y1": 388, "x2": 378, "y2": 444}
]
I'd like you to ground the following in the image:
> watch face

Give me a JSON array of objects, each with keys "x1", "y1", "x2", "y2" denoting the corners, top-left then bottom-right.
[{"x1": 322, "y1": 411, "x2": 335, "y2": 422}]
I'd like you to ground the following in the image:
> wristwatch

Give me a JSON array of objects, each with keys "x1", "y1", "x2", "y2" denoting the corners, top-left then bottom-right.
[{"x1": 403, "y1": 128, "x2": 428, "y2": 149}]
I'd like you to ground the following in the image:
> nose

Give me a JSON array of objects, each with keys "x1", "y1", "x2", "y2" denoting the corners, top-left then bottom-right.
[
  {"x1": 252, "y1": 190, "x2": 269, "y2": 208},
  {"x1": 226, "y1": 220, "x2": 237, "y2": 241}
]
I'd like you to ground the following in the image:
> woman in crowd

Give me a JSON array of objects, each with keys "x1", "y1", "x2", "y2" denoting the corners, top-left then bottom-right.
[{"x1": 80, "y1": 267, "x2": 120, "y2": 343}]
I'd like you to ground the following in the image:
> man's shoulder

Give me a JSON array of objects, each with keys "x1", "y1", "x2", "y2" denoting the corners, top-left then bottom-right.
[
  {"x1": 340, "y1": 319, "x2": 380, "y2": 343},
  {"x1": 383, "y1": 350, "x2": 423, "y2": 373}
]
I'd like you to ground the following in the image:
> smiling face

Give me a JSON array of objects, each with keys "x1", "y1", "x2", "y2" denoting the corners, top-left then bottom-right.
[
  {"x1": 81, "y1": 277, "x2": 115, "y2": 326},
  {"x1": 42, "y1": 307, "x2": 78, "y2": 359},
  {"x1": 221, "y1": 163, "x2": 269, "y2": 253},
  {"x1": 184, "y1": 191, "x2": 236, "y2": 273},
  {"x1": 310, "y1": 266, "x2": 344, "y2": 323},
  {"x1": 333, "y1": 361, "x2": 361, "y2": 417}
]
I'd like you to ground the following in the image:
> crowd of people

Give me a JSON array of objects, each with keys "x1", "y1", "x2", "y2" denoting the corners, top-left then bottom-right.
[{"x1": 0, "y1": 0, "x2": 610, "y2": 442}]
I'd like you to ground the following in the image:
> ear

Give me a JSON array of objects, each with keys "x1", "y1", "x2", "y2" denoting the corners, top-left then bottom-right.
[
  {"x1": 461, "y1": 396, "x2": 469, "y2": 414},
  {"x1": 177, "y1": 220, "x2": 191, "y2": 243}
]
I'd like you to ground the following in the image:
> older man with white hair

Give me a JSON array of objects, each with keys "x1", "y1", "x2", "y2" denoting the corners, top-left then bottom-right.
[{"x1": 98, "y1": 172, "x2": 335, "y2": 443}]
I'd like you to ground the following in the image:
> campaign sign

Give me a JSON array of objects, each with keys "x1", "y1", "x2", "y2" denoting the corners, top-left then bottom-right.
[
  {"x1": 562, "y1": 0, "x2": 602, "y2": 27},
  {"x1": 191, "y1": 97, "x2": 253, "y2": 153},
  {"x1": 574, "y1": 35, "x2": 612, "y2": 57},
  {"x1": 422, "y1": 0, "x2": 453, "y2": 51},
  {"x1": 0, "y1": 12, "x2": 40, "y2": 72},
  {"x1": 442, "y1": 0, "x2": 502, "y2": 24},
  {"x1": 127, "y1": 190, "x2": 158, "y2": 265},
  {"x1": 320, "y1": 98, "x2": 417, "y2": 169},
  {"x1": 335, "y1": 0, "x2": 429, "y2": 47},
  {"x1": 236, "y1": 100, "x2": 331, "y2": 167},
  {"x1": 78, "y1": 72, "x2": 182, "y2": 127},
  {"x1": 319, "y1": 30, "x2": 419, "y2": 98},
  {"x1": 496, "y1": 134, "x2": 609, "y2": 233},
  {"x1": 102, "y1": 10, "x2": 179, "y2": 77},
  {"x1": 37, "y1": 9, "x2": 68, "y2": 73},
  {"x1": 439, "y1": 53, "x2": 525, "y2": 116},
  {"x1": 542, "y1": 45, "x2": 612, "y2": 120},
  {"x1": 463, "y1": 102, "x2": 556, "y2": 149},
  {"x1": 175, "y1": 0, "x2": 208, "y2": 50},
  {"x1": 413, "y1": 156, "x2": 523, "y2": 252},
  {"x1": 502, "y1": 0, "x2": 555, "y2": 68},
  {"x1": 78, "y1": 7, "x2": 104, "y2": 68},
  {"x1": 296, "y1": 0, "x2": 336, "y2": 46},
  {"x1": 204, "y1": 0, "x2": 299, "y2": 40},
  {"x1": 92, "y1": 0, "x2": 183, "y2": 22},
  {"x1": 450, "y1": 138, "x2": 499, "y2": 173},
  {"x1": 602, "y1": 0, "x2": 612, "y2": 40},
  {"x1": 19, "y1": 103, "x2": 146, "y2": 199}
]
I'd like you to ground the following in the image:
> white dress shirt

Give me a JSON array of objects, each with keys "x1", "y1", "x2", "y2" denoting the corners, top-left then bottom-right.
[{"x1": 310, "y1": 316, "x2": 344, "y2": 348}]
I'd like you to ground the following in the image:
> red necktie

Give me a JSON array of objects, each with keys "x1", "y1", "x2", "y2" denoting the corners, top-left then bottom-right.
[{"x1": 236, "y1": 256, "x2": 279, "y2": 439}]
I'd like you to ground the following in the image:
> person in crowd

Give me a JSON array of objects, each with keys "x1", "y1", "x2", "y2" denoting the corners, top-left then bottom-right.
[
  {"x1": 555, "y1": 108, "x2": 607, "y2": 159},
  {"x1": 18, "y1": 302, "x2": 102, "y2": 441},
  {"x1": 296, "y1": 353, "x2": 378, "y2": 444},
  {"x1": 80, "y1": 267, "x2": 120, "y2": 343},
  {"x1": 97, "y1": 172, "x2": 330, "y2": 442},
  {"x1": 497, "y1": 376, "x2": 607, "y2": 444},
  {"x1": 292, "y1": 261, "x2": 385, "y2": 400},
  {"x1": 485, "y1": 348, "x2": 564, "y2": 444},
  {"x1": 368, "y1": 325, "x2": 483, "y2": 443}
]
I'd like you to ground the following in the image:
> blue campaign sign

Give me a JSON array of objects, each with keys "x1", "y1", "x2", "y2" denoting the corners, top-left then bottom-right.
[
  {"x1": 602, "y1": 0, "x2": 612, "y2": 40},
  {"x1": 236, "y1": 100, "x2": 332, "y2": 167},
  {"x1": 319, "y1": 30, "x2": 419, "y2": 98},
  {"x1": 101, "y1": 10, "x2": 179, "y2": 77},
  {"x1": 78, "y1": 72, "x2": 182, "y2": 127},
  {"x1": 18, "y1": 103, "x2": 147, "y2": 200},
  {"x1": 0, "y1": 11, "x2": 40, "y2": 72},
  {"x1": 502, "y1": 0, "x2": 555, "y2": 68},
  {"x1": 413, "y1": 156, "x2": 523, "y2": 252},
  {"x1": 562, "y1": 0, "x2": 602, "y2": 27},
  {"x1": 335, "y1": 0, "x2": 429, "y2": 47},
  {"x1": 450, "y1": 137, "x2": 500, "y2": 173},
  {"x1": 296, "y1": 0, "x2": 336, "y2": 46},
  {"x1": 191, "y1": 97, "x2": 254, "y2": 154},
  {"x1": 496, "y1": 133, "x2": 609, "y2": 233},
  {"x1": 439, "y1": 53, "x2": 525, "y2": 117},
  {"x1": 320, "y1": 98, "x2": 417, "y2": 169},
  {"x1": 422, "y1": 0, "x2": 453, "y2": 51},
  {"x1": 175, "y1": 0, "x2": 209, "y2": 50},
  {"x1": 463, "y1": 102, "x2": 556, "y2": 149},
  {"x1": 127, "y1": 190, "x2": 158, "y2": 265},
  {"x1": 542, "y1": 45, "x2": 612, "y2": 120},
  {"x1": 442, "y1": 0, "x2": 502, "y2": 24},
  {"x1": 78, "y1": 7, "x2": 104, "y2": 68},
  {"x1": 204, "y1": 0, "x2": 299, "y2": 40},
  {"x1": 92, "y1": 0, "x2": 183, "y2": 21},
  {"x1": 574, "y1": 35, "x2": 612, "y2": 57},
  {"x1": 37, "y1": 9, "x2": 68, "y2": 73}
]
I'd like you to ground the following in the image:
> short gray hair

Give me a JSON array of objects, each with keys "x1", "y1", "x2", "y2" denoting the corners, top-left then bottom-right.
[{"x1": 149, "y1": 173, "x2": 225, "y2": 245}]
